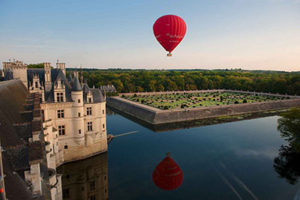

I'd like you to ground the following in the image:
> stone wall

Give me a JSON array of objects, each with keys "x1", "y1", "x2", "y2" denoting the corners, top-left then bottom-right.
[
  {"x1": 108, "y1": 93, "x2": 300, "y2": 125},
  {"x1": 108, "y1": 97, "x2": 157, "y2": 124},
  {"x1": 152, "y1": 99, "x2": 300, "y2": 124}
]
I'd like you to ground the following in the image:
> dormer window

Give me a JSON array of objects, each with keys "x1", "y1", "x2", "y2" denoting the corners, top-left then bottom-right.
[
  {"x1": 57, "y1": 92, "x2": 64, "y2": 102},
  {"x1": 35, "y1": 81, "x2": 38, "y2": 88},
  {"x1": 88, "y1": 98, "x2": 92, "y2": 103}
]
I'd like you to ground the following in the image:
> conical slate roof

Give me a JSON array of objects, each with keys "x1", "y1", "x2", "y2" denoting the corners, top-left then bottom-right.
[{"x1": 72, "y1": 76, "x2": 82, "y2": 91}]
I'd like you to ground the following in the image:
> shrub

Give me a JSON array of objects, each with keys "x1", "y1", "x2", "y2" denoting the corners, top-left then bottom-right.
[{"x1": 243, "y1": 99, "x2": 247, "y2": 103}]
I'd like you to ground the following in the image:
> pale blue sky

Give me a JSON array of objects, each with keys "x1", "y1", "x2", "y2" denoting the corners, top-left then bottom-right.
[{"x1": 0, "y1": 0, "x2": 299, "y2": 70}]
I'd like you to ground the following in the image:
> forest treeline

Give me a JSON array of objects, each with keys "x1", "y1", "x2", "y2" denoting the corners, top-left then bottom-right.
[{"x1": 73, "y1": 69, "x2": 300, "y2": 95}]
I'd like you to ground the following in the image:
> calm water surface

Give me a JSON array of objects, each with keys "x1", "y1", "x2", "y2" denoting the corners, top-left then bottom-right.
[
  {"x1": 60, "y1": 110, "x2": 300, "y2": 200},
  {"x1": 106, "y1": 112, "x2": 300, "y2": 200}
]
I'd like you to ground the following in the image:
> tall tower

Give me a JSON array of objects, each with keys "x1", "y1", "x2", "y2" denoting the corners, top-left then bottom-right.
[
  {"x1": 71, "y1": 76, "x2": 84, "y2": 146},
  {"x1": 44, "y1": 62, "x2": 52, "y2": 92},
  {"x1": 56, "y1": 61, "x2": 66, "y2": 75},
  {"x1": 2, "y1": 60, "x2": 28, "y2": 88}
]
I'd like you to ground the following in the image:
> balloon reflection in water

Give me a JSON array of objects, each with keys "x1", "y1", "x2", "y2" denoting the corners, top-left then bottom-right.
[{"x1": 152, "y1": 153, "x2": 183, "y2": 190}]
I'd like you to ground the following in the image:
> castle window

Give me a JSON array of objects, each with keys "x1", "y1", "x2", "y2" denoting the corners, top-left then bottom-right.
[
  {"x1": 58, "y1": 125, "x2": 65, "y2": 135},
  {"x1": 103, "y1": 124, "x2": 105, "y2": 129},
  {"x1": 78, "y1": 112, "x2": 81, "y2": 117},
  {"x1": 87, "y1": 107, "x2": 92, "y2": 116},
  {"x1": 88, "y1": 122, "x2": 92, "y2": 132},
  {"x1": 90, "y1": 181, "x2": 95, "y2": 191},
  {"x1": 88, "y1": 97, "x2": 92, "y2": 103},
  {"x1": 41, "y1": 110, "x2": 45, "y2": 122},
  {"x1": 64, "y1": 145, "x2": 68, "y2": 149},
  {"x1": 78, "y1": 99, "x2": 80, "y2": 103},
  {"x1": 35, "y1": 81, "x2": 38, "y2": 88},
  {"x1": 57, "y1": 92, "x2": 64, "y2": 102},
  {"x1": 78, "y1": 129, "x2": 81, "y2": 134},
  {"x1": 57, "y1": 110, "x2": 64, "y2": 118},
  {"x1": 102, "y1": 110, "x2": 104, "y2": 114}
]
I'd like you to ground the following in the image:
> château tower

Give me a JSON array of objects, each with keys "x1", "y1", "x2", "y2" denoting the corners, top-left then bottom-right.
[
  {"x1": 56, "y1": 62, "x2": 66, "y2": 75},
  {"x1": 44, "y1": 62, "x2": 52, "y2": 92},
  {"x1": 2, "y1": 60, "x2": 28, "y2": 88}
]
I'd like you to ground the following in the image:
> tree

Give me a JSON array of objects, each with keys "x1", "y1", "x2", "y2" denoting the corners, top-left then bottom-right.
[
  {"x1": 112, "y1": 79, "x2": 124, "y2": 92},
  {"x1": 148, "y1": 80, "x2": 156, "y2": 92},
  {"x1": 77, "y1": 68, "x2": 300, "y2": 95},
  {"x1": 27, "y1": 63, "x2": 45, "y2": 68}
]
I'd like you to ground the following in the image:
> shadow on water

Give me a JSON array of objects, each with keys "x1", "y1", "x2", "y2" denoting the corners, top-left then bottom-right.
[
  {"x1": 57, "y1": 153, "x2": 109, "y2": 200},
  {"x1": 274, "y1": 107, "x2": 300, "y2": 185},
  {"x1": 106, "y1": 107, "x2": 117, "y2": 116},
  {"x1": 107, "y1": 106, "x2": 287, "y2": 133}
]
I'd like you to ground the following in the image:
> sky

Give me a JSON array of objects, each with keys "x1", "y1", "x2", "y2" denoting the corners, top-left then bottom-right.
[{"x1": 0, "y1": 0, "x2": 299, "y2": 71}]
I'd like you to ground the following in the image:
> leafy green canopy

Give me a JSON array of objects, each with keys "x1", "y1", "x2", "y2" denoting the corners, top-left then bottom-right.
[{"x1": 75, "y1": 69, "x2": 300, "y2": 95}]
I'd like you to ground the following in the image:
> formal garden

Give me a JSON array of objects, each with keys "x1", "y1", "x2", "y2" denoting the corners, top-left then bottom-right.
[{"x1": 121, "y1": 92, "x2": 289, "y2": 110}]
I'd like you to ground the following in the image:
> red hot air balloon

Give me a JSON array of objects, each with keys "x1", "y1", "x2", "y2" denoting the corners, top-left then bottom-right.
[
  {"x1": 153, "y1": 15, "x2": 187, "y2": 56},
  {"x1": 152, "y1": 153, "x2": 183, "y2": 190}
]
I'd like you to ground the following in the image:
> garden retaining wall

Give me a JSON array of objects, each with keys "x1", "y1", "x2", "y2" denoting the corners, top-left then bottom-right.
[{"x1": 107, "y1": 92, "x2": 300, "y2": 125}]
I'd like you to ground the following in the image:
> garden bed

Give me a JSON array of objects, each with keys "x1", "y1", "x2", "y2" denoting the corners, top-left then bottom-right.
[
  {"x1": 108, "y1": 90, "x2": 300, "y2": 125},
  {"x1": 121, "y1": 91, "x2": 291, "y2": 110}
]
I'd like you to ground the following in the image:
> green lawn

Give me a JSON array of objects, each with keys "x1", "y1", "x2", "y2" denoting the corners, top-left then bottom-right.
[{"x1": 122, "y1": 92, "x2": 288, "y2": 110}]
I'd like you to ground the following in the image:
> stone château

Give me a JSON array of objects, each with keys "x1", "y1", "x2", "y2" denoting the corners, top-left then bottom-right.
[{"x1": 0, "y1": 60, "x2": 111, "y2": 199}]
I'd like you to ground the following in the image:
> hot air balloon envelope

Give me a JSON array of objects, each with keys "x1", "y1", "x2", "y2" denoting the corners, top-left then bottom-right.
[
  {"x1": 152, "y1": 153, "x2": 183, "y2": 190},
  {"x1": 153, "y1": 15, "x2": 187, "y2": 56}
]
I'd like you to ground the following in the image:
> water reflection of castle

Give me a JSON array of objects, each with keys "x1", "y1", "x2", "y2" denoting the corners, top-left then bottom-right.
[{"x1": 58, "y1": 153, "x2": 108, "y2": 200}]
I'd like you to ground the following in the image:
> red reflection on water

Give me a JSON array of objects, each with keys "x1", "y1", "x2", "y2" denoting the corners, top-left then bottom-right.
[{"x1": 152, "y1": 153, "x2": 183, "y2": 190}]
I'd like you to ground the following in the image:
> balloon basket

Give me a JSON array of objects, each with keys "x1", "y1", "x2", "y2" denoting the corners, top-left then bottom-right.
[{"x1": 167, "y1": 53, "x2": 172, "y2": 57}]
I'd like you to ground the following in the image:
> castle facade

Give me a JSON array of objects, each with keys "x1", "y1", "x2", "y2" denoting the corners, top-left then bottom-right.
[{"x1": 2, "y1": 61, "x2": 108, "y2": 164}]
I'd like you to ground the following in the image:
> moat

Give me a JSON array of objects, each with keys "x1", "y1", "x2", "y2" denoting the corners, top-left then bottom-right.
[{"x1": 60, "y1": 108, "x2": 300, "y2": 200}]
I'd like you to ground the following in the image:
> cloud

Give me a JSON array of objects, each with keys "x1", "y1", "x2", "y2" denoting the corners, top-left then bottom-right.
[{"x1": 235, "y1": 148, "x2": 278, "y2": 159}]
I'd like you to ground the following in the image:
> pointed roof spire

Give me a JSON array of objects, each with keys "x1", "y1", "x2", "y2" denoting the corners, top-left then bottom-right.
[{"x1": 72, "y1": 76, "x2": 82, "y2": 91}]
